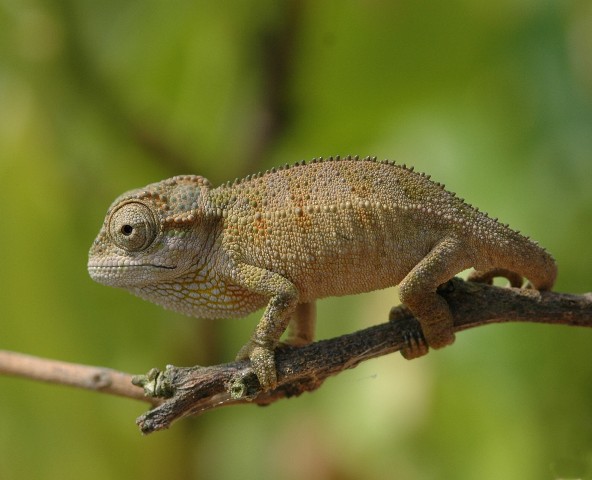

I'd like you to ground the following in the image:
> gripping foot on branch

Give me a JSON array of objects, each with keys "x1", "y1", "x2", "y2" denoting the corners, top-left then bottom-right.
[{"x1": 389, "y1": 306, "x2": 428, "y2": 359}]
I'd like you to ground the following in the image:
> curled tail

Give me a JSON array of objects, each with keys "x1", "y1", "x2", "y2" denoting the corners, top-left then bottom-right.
[
  {"x1": 468, "y1": 268, "x2": 524, "y2": 288},
  {"x1": 469, "y1": 227, "x2": 557, "y2": 291}
]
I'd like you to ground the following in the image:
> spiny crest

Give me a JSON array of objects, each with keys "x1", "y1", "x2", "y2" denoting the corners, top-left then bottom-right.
[{"x1": 216, "y1": 154, "x2": 457, "y2": 188}]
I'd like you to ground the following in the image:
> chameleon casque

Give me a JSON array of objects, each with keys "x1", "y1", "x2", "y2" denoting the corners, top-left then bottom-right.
[{"x1": 88, "y1": 156, "x2": 557, "y2": 389}]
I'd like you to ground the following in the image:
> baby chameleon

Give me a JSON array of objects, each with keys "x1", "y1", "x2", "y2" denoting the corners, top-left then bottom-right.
[{"x1": 88, "y1": 156, "x2": 557, "y2": 390}]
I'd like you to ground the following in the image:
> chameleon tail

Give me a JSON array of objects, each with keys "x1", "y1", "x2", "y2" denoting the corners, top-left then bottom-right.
[{"x1": 470, "y1": 234, "x2": 557, "y2": 290}]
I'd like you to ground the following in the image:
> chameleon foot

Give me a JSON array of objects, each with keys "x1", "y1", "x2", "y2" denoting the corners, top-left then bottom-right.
[
  {"x1": 236, "y1": 341, "x2": 278, "y2": 391},
  {"x1": 389, "y1": 313, "x2": 429, "y2": 359},
  {"x1": 400, "y1": 324, "x2": 429, "y2": 359},
  {"x1": 389, "y1": 304, "x2": 455, "y2": 358}
]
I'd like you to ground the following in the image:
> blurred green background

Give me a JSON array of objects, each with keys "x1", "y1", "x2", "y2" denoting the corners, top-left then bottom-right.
[{"x1": 1, "y1": 1, "x2": 592, "y2": 479}]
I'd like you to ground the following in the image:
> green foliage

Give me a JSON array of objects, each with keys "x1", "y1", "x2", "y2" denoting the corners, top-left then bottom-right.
[{"x1": 1, "y1": 1, "x2": 591, "y2": 479}]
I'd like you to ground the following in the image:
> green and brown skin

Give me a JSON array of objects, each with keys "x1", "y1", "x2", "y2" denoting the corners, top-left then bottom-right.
[{"x1": 88, "y1": 156, "x2": 557, "y2": 389}]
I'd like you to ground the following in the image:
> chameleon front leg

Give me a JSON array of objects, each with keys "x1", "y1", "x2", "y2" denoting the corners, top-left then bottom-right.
[
  {"x1": 231, "y1": 263, "x2": 299, "y2": 390},
  {"x1": 398, "y1": 237, "x2": 470, "y2": 359}
]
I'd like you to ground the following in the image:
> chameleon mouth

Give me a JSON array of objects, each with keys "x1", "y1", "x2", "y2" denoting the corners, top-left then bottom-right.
[
  {"x1": 87, "y1": 263, "x2": 177, "y2": 280},
  {"x1": 87, "y1": 263, "x2": 176, "y2": 270},
  {"x1": 87, "y1": 262, "x2": 177, "y2": 287}
]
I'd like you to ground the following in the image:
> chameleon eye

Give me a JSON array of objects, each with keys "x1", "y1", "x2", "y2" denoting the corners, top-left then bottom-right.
[
  {"x1": 108, "y1": 202, "x2": 158, "y2": 251},
  {"x1": 121, "y1": 224, "x2": 134, "y2": 236}
]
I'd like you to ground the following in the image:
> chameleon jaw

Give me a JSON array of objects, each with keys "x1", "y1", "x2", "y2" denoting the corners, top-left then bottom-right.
[{"x1": 87, "y1": 262, "x2": 177, "y2": 287}]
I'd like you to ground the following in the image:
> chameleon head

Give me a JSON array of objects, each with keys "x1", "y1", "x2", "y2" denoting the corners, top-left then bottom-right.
[{"x1": 88, "y1": 175, "x2": 212, "y2": 289}]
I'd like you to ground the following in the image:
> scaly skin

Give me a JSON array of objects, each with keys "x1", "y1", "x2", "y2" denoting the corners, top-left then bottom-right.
[{"x1": 88, "y1": 156, "x2": 557, "y2": 389}]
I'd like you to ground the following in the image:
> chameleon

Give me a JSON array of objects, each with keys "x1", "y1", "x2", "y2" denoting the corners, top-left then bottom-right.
[{"x1": 88, "y1": 155, "x2": 557, "y2": 390}]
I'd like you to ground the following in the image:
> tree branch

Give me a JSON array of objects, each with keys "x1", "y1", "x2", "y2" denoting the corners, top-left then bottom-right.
[
  {"x1": 1, "y1": 279, "x2": 591, "y2": 434},
  {"x1": 134, "y1": 279, "x2": 592, "y2": 434},
  {"x1": 0, "y1": 350, "x2": 161, "y2": 406}
]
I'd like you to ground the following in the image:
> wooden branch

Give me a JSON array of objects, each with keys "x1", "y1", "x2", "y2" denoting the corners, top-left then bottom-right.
[
  {"x1": 134, "y1": 279, "x2": 592, "y2": 434},
  {"x1": 1, "y1": 279, "x2": 591, "y2": 434},
  {"x1": 0, "y1": 350, "x2": 161, "y2": 406}
]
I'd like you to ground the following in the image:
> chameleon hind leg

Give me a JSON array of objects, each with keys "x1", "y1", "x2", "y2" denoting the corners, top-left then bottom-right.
[
  {"x1": 284, "y1": 302, "x2": 316, "y2": 346},
  {"x1": 397, "y1": 237, "x2": 471, "y2": 359}
]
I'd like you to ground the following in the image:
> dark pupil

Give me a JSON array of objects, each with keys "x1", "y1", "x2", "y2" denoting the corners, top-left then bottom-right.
[{"x1": 121, "y1": 225, "x2": 134, "y2": 236}]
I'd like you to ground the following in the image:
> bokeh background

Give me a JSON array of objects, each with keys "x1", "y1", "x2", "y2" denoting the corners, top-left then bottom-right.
[{"x1": 1, "y1": 1, "x2": 592, "y2": 479}]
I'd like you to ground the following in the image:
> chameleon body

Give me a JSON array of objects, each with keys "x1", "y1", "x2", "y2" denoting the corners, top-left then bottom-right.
[{"x1": 88, "y1": 156, "x2": 557, "y2": 389}]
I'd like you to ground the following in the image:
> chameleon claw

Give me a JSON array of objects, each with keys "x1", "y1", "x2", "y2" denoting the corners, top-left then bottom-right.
[
  {"x1": 400, "y1": 326, "x2": 429, "y2": 359},
  {"x1": 388, "y1": 314, "x2": 429, "y2": 359},
  {"x1": 389, "y1": 304, "x2": 455, "y2": 358},
  {"x1": 388, "y1": 305, "x2": 428, "y2": 358}
]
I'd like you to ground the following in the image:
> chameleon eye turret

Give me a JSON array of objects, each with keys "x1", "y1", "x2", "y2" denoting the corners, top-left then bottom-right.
[{"x1": 108, "y1": 202, "x2": 158, "y2": 252}]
